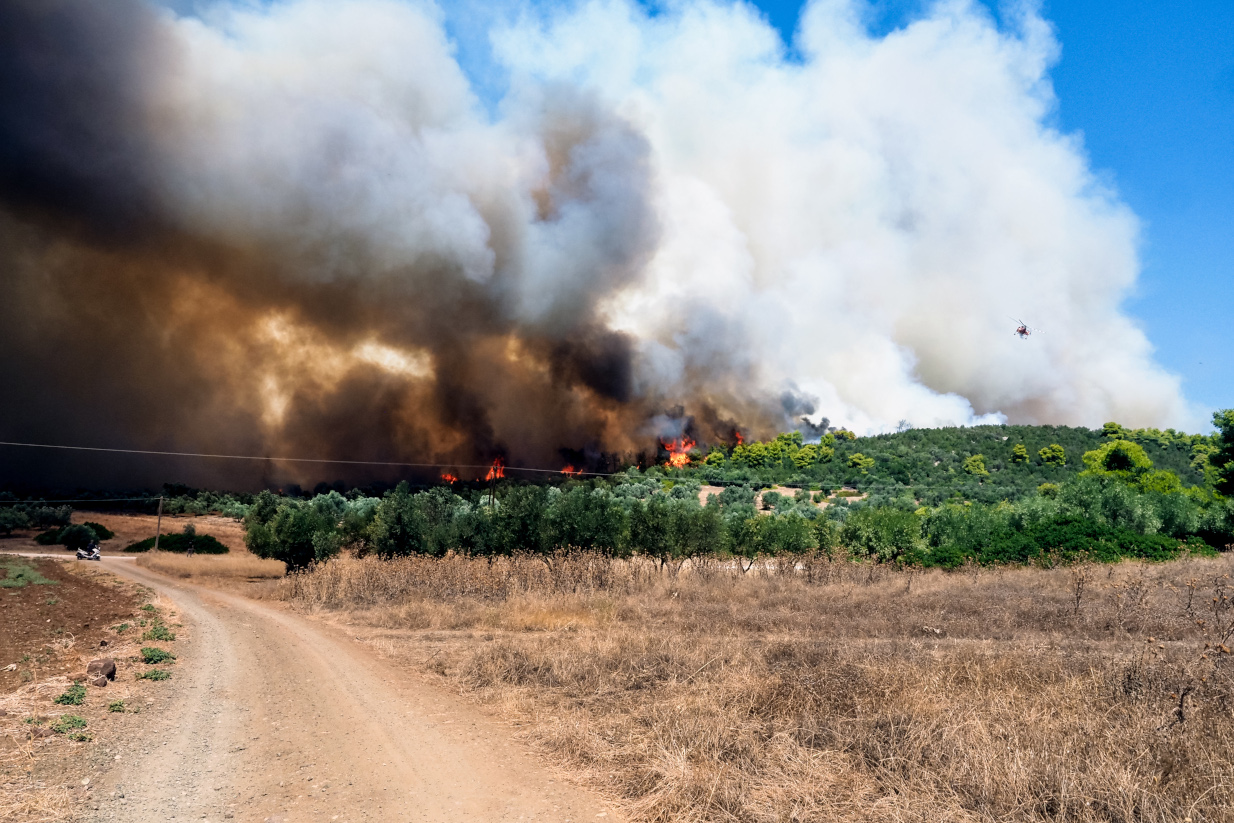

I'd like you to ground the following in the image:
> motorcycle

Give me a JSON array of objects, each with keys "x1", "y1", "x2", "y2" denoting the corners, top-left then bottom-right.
[{"x1": 76, "y1": 543, "x2": 102, "y2": 561}]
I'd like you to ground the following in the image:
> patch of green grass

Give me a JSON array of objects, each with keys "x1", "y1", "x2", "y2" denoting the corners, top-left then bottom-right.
[
  {"x1": 24, "y1": 716, "x2": 44, "y2": 725},
  {"x1": 137, "y1": 669, "x2": 170, "y2": 681},
  {"x1": 140, "y1": 604, "x2": 156, "y2": 612},
  {"x1": 45, "y1": 597, "x2": 58, "y2": 606},
  {"x1": 66, "y1": 730, "x2": 92, "y2": 742},
  {"x1": 113, "y1": 623, "x2": 130, "y2": 634},
  {"x1": 139, "y1": 647, "x2": 175, "y2": 664},
  {"x1": 142, "y1": 624, "x2": 175, "y2": 642},
  {"x1": 107, "y1": 700, "x2": 126, "y2": 713},
  {"x1": 53, "y1": 683, "x2": 86, "y2": 706},
  {"x1": 49, "y1": 714, "x2": 87, "y2": 733},
  {"x1": 0, "y1": 558, "x2": 58, "y2": 588}
]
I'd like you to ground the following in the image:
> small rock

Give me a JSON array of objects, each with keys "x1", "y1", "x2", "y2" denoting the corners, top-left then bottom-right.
[
  {"x1": 264, "y1": 817, "x2": 284, "y2": 823},
  {"x1": 91, "y1": 676, "x2": 108, "y2": 687},
  {"x1": 87, "y1": 658, "x2": 117, "y2": 681},
  {"x1": 99, "y1": 639, "x2": 109, "y2": 647}
]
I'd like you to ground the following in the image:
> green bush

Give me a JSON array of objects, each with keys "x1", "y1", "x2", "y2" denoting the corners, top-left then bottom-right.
[
  {"x1": 124, "y1": 532, "x2": 228, "y2": 554},
  {"x1": 140, "y1": 647, "x2": 176, "y2": 664},
  {"x1": 57, "y1": 524, "x2": 98, "y2": 551},
  {"x1": 50, "y1": 714, "x2": 87, "y2": 733},
  {"x1": 53, "y1": 683, "x2": 86, "y2": 706},
  {"x1": 142, "y1": 624, "x2": 175, "y2": 641},
  {"x1": 137, "y1": 669, "x2": 171, "y2": 681},
  {"x1": 842, "y1": 508, "x2": 924, "y2": 563}
]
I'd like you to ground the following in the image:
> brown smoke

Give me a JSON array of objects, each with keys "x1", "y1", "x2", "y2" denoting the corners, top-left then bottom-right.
[{"x1": 0, "y1": 0, "x2": 786, "y2": 490}]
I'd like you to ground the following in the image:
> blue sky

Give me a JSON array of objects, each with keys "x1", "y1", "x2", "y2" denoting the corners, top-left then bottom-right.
[{"x1": 753, "y1": 0, "x2": 1234, "y2": 422}]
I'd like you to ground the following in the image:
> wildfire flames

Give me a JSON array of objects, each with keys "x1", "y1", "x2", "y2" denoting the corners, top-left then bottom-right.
[
  {"x1": 734, "y1": 431, "x2": 744, "y2": 446},
  {"x1": 661, "y1": 436, "x2": 696, "y2": 469},
  {"x1": 561, "y1": 465, "x2": 582, "y2": 477},
  {"x1": 485, "y1": 458, "x2": 505, "y2": 481},
  {"x1": 440, "y1": 473, "x2": 458, "y2": 484}
]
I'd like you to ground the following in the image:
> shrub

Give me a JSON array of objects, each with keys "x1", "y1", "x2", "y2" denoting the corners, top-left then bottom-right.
[
  {"x1": 81, "y1": 521, "x2": 115, "y2": 540},
  {"x1": 842, "y1": 508, "x2": 924, "y2": 563},
  {"x1": 137, "y1": 669, "x2": 171, "y2": 681},
  {"x1": 57, "y1": 524, "x2": 97, "y2": 551},
  {"x1": 124, "y1": 532, "x2": 228, "y2": 554},
  {"x1": 53, "y1": 683, "x2": 86, "y2": 706},
  {"x1": 50, "y1": 714, "x2": 87, "y2": 734},
  {"x1": 142, "y1": 624, "x2": 175, "y2": 641},
  {"x1": 108, "y1": 700, "x2": 126, "y2": 713},
  {"x1": 140, "y1": 647, "x2": 176, "y2": 664}
]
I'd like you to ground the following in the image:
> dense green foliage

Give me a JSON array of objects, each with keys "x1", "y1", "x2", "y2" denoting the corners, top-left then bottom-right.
[
  {"x1": 685, "y1": 423, "x2": 1215, "y2": 505},
  {"x1": 0, "y1": 494, "x2": 72, "y2": 535},
  {"x1": 241, "y1": 416, "x2": 1234, "y2": 569}
]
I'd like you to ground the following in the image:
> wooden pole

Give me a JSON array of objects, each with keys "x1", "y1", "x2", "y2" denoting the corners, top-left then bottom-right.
[{"x1": 153, "y1": 495, "x2": 163, "y2": 552}]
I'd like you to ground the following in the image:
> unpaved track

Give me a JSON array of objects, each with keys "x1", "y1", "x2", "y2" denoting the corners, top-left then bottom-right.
[{"x1": 90, "y1": 560, "x2": 615, "y2": 823}]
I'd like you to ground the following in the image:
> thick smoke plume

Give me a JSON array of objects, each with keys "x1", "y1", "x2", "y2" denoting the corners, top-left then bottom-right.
[{"x1": 0, "y1": 0, "x2": 1190, "y2": 488}]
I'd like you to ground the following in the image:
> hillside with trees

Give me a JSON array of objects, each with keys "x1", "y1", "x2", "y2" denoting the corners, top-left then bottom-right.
[{"x1": 215, "y1": 414, "x2": 1234, "y2": 571}]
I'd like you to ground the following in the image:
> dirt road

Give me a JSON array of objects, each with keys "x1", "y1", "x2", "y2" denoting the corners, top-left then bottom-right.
[{"x1": 89, "y1": 560, "x2": 616, "y2": 823}]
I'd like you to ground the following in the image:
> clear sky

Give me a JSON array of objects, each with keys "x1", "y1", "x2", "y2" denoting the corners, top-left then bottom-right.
[{"x1": 751, "y1": 0, "x2": 1234, "y2": 421}]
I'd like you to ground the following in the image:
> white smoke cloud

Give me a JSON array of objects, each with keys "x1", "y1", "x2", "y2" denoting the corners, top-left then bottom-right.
[{"x1": 147, "y1": 0, "x2": 1191, "y2": 435}]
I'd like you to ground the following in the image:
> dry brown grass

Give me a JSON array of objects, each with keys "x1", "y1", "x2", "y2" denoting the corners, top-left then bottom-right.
[
  {"x1": 136, "y1": 550, "x2": 285, "y2": 579},
  {"x1": 279, "y1": 552, "x2": 1234, "y2": 822}
]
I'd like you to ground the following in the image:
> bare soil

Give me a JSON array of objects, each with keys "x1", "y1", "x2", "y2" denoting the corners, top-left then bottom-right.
[{"x1": 0, "y1": 558, "x2": 143, "y2": 694}]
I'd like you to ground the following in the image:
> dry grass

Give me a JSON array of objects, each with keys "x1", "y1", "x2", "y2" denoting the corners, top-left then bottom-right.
[
  {"x1": 279, "y1": 552, "x2": 1234, "y2": 822},
  {"x1": 136, "y1": 550, "x2": 285, "y2": 579}
]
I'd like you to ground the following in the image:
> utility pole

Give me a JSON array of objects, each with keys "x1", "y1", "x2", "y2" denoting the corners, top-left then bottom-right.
[{"x1": 153, "y1": 495, "x2": 164, "y2": 552}]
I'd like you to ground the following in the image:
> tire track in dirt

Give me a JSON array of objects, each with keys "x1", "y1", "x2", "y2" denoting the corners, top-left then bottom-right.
[{"x1": 89, "y1": 560, "x2": 616, "y2": 823}]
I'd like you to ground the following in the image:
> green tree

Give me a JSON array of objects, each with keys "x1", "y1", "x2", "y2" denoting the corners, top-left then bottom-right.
[
  {"x1": 1082, "y1": 439, "x2": 1153, "y2": 477},
  {"x1": 1039, "y1": 444, "x2": 1066, "y2": 467},
  {"x1": 1010, "y1": 444, "x2": 1029, "y2": 464},
  {"x1": 842, "y1": 508, "x2": 924, "y2": 563},
  {"x1": 1101, "y1": 422, "x2": 1127, "y2": 439},
  {"x1": 847, "y1": 453, "x2": 875, "y2": 474},
  {"x1": 369, "y1": 483, "x2": 426, "y2": 558},
  {"x1": 963, "y1": 454, "x2": 989, "y2": 477},
  {"x1": 1212, "y1": 409, "x2": 1234, "y2": 496}
]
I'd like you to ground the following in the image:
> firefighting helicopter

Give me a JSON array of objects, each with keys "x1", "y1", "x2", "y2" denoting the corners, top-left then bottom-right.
[{"x1": 1011, "y1": 318, "x2": 1043, "y2": 340}]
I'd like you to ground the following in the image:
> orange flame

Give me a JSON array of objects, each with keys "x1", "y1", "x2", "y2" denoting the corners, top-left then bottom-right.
[
  {"x1": 734, "y1": 431, "x2": 744, "y2": 446},
  {"x1": 661, "y1": 436, "x2": 696, "y2": 469},
  {"x1": 561, "y1": 465, "x2": 581, "y2": 477},
  {"x1": 484, "y1": 457, "x2": 505, "y2": 481},
  {"x1": 440, "y1": 473, "x2": 458, "y2": 484}
]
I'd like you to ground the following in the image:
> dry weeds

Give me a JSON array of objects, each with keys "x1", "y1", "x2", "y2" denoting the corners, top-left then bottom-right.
[
  {"x1": 280, "y1": 552, "x2": 1234, "y2": 822},
  {"x1": 136, "y1": 550, "x2": 285, "y2": 579}
]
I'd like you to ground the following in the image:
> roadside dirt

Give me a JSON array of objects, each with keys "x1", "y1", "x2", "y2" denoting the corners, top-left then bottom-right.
[
  {"x1": 0, "y1": 558, "x2": 143, "y2": 694},
  {"x1": 70, "y1": 560, "x2": 619, "y2": 823}
]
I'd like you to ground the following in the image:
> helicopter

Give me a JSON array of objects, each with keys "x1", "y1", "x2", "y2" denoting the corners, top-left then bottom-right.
[{"x1": 1011, "y1": 318, "x2": 1043, "y2": 340}]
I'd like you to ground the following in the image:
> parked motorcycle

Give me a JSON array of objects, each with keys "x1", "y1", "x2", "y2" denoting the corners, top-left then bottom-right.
[{"x1": 76, "y1": 543, "x2": 101, "y2": 561}]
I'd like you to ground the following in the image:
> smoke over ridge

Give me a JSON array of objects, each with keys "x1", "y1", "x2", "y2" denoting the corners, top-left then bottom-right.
[{"x1": 0, "y1": 0, "x2": 1190, "y2": 487}]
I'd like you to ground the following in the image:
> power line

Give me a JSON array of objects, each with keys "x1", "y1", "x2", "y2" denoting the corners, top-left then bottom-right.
[
  {"x1": 0, "y1": 440, "x2": 618, "y2": 478},
  {"x1": 0, "y1": 496, "x2": 161, "y2": 505}
]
